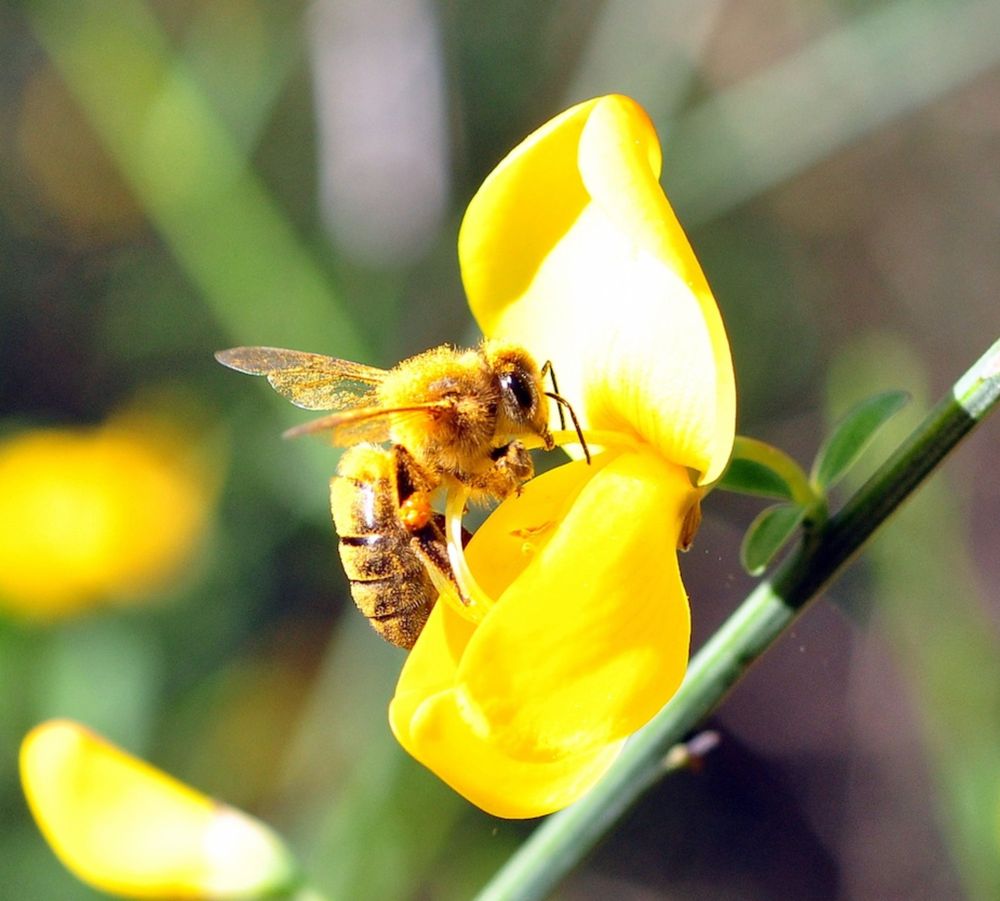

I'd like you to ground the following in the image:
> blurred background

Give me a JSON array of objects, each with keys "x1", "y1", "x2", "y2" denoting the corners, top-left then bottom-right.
[{"x1": 1, "y1": 0, "x2": 998, "y2": 898}]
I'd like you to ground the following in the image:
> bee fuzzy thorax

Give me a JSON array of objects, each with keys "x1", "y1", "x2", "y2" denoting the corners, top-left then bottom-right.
[{"x1": 379, "y1": 345, "x2": 501, "y2": 473}]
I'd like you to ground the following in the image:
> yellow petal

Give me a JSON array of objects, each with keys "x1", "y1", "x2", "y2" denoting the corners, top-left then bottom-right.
[
  {"x1": 390, "y1": 596, "x2": 625, "y2": 820},
  {"x1": 388, "y1": 452, "x2": 684, "y2": 817},
  {"x1": 459, "y1": 97, "x2": 597, "y2": 330},
  {"x1": 0, "y1": 422, "x2": 211, "y2": 619},
  {"x1": 391, "y1": 452, "x2": 618, "y2": 741},
  {"x1": 459, "y1": 94, "x2": 735, "y2": 483},
  {"x1": 458, "y1": 451, "x2": 692, "y2": 762},
  {"x1": 20, "y1": 720, "x2": 295, "y2": 899},
  {"x1": 390, "y1": 587, "x2": 478, "y2": 739},
  {"x1": 0, "y1": 431, "x2": 115, "y2": 615},
  {"x1": 397, "y1": 688, "x2": 625, "y2": 819}
]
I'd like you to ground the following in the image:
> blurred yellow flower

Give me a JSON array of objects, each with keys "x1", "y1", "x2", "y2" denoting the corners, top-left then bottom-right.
[
  {"x1": 20, "y1": 719, "x2": 297, "y2": 899},
  {"x1": 0, "y1": 410, "x2": 214, "y2": 619},
  {"x1": 390, "y1": 95, "x2": 736, "y2": 818}
]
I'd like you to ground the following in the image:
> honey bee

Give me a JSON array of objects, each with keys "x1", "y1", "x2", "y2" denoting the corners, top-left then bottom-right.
[{"x1": 216, "y1": 341, "x2": 584, "y2": 648}]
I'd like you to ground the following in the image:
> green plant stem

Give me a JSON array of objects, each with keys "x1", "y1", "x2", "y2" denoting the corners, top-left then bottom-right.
[{"x1": 475, "y1": 336, "x2": 1000, "y2": 901}]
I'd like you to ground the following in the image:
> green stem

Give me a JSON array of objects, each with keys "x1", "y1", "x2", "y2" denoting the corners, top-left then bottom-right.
[{"x1": 474, "y1": 336, "x2": 1000, "y2": 901}]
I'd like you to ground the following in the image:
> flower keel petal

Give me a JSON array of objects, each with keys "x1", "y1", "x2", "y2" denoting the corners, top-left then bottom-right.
[
  {"x1": 458, "y1": 451, "x2": 693, "y2": 761},
  {"x1": 401, "y1": 690, "x2": 625, "y2": 819}
]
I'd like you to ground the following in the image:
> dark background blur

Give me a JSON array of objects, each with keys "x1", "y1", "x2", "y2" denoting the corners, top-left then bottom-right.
[{"x1": 1, "y1": 1, "x2": 998, "y2": 898}]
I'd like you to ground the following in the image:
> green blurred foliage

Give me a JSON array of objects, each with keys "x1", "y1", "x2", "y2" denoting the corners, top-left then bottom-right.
[{"x1": 1, "y1": 0, "x2": 998, "y2": 898}]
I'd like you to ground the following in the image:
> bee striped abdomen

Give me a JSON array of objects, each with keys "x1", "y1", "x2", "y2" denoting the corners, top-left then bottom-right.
[{"x1": 330, "y1": 444, "x2": 444, "y2": 649}]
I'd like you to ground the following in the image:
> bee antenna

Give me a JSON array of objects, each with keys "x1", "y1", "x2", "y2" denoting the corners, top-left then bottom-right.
[
  {"x1": 544, "y1": 391, "x2": 591, "y2": 465},
  {"x1": 540, "y1": 360, "x2": 566, "y2": 431}
]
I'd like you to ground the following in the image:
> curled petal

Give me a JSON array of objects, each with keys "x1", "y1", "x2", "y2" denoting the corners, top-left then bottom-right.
[
  {"x1": 390, "y1": 576, "x2": 625, "y2": 819},
  {"x1": 390, "y1": 456, "x2": 617, "y2": 726},
  {"x1": 396, "y1": 685, "x2": 625, "y2": 819},
  {"x1": 391, "y1": 585, "x2": 478, "y2": 730},
  {"x1": 459, "y1": 451, "x2": 692, "y2": 760},
  {"x1": 20, "y1": 720, "x2": 295, "y2": 899},
  {"x1": 390, "y1": 451, "x2": 694, "y2": 816},
  {"x1": 459, "y1": 94, "x2": 735, "y2": 483}
]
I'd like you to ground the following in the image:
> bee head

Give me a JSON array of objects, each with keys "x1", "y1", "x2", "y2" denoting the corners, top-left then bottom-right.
[{"x1": 486, "y1": 343, "x2": 553, "y2": 450}]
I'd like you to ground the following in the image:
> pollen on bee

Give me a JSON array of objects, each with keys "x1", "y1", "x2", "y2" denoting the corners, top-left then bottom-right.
[{"x1": 400, "y1": 492, "x2": 433, "y2": 531}]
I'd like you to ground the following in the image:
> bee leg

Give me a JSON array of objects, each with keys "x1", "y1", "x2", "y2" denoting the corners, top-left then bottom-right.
[
  {"x1": 390, "y1": 444, "x2": 466, "y2": 604},
  {"x1": 409, "y1": 516, "x2": 457, "y2": 594},
  {"x1": 393, "y1": 443, "x2": 440, "y2": 501},
  {"x1": 467, "y1": 440, "x2": 534, "y2": 500}
]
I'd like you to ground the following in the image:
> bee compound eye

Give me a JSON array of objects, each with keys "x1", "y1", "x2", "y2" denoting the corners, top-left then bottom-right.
[{"x1": 499, "y1": 370, "x2": 536, "y2": 414}]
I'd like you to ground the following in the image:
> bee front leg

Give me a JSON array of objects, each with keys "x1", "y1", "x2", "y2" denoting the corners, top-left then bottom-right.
[{"x1": 467, "y1": 440, "x2": 534, "y2": 500}]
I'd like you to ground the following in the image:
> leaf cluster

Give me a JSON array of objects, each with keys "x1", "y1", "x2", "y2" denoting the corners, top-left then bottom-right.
[{"x1": 717, "y1": 391, "x2": 909, "y2": 574}]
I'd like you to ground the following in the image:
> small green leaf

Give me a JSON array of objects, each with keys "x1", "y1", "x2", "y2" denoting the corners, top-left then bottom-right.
[
  {"x1": 717, "y1": 458, "x2": 795, "y2": 501},
  {"x1": 812, "y1": 390, "x2": 909, "y2": 490},
  {"x1": 740, "y1": 504, "x2": 806, "y2": 576}
]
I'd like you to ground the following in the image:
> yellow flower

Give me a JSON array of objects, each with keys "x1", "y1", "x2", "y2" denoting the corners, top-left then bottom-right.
[
  {"x1": 389, "y1": 95, "x2": 735, "y2": 818},
  {"x1": 20, "y1": 720, "x2": 297, "y2": 899},
  {"x1": 0, "y1": 409, "x2": 214, "y2": 619}
]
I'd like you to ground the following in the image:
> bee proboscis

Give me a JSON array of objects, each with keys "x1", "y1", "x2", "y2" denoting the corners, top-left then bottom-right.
[{"x1": 216, "y1": 341, "x2": 585, "y2": 648}]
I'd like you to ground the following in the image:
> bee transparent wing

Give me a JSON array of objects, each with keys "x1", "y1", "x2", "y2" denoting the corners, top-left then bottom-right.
[
  {"x1": 214, "y1": 346, "x2": 386, "y2": 381},
  {"x1": 215, "y1": 346, "x2": 388, "y2": 411},
  {"x1": 263, "y1": 373, "x2": 377, "y2": 411},
  {"x1": 283, "y1": 402, "x2": 450, "y2": 446}
]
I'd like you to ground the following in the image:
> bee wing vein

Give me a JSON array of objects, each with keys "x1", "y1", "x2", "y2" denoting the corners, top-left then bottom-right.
[
  {"x1": 265, "y1": 372, "x2": 376, "y2": 411},
  {"x1": 216, "y1": 346, "x2": 388, "y2": 410}
]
